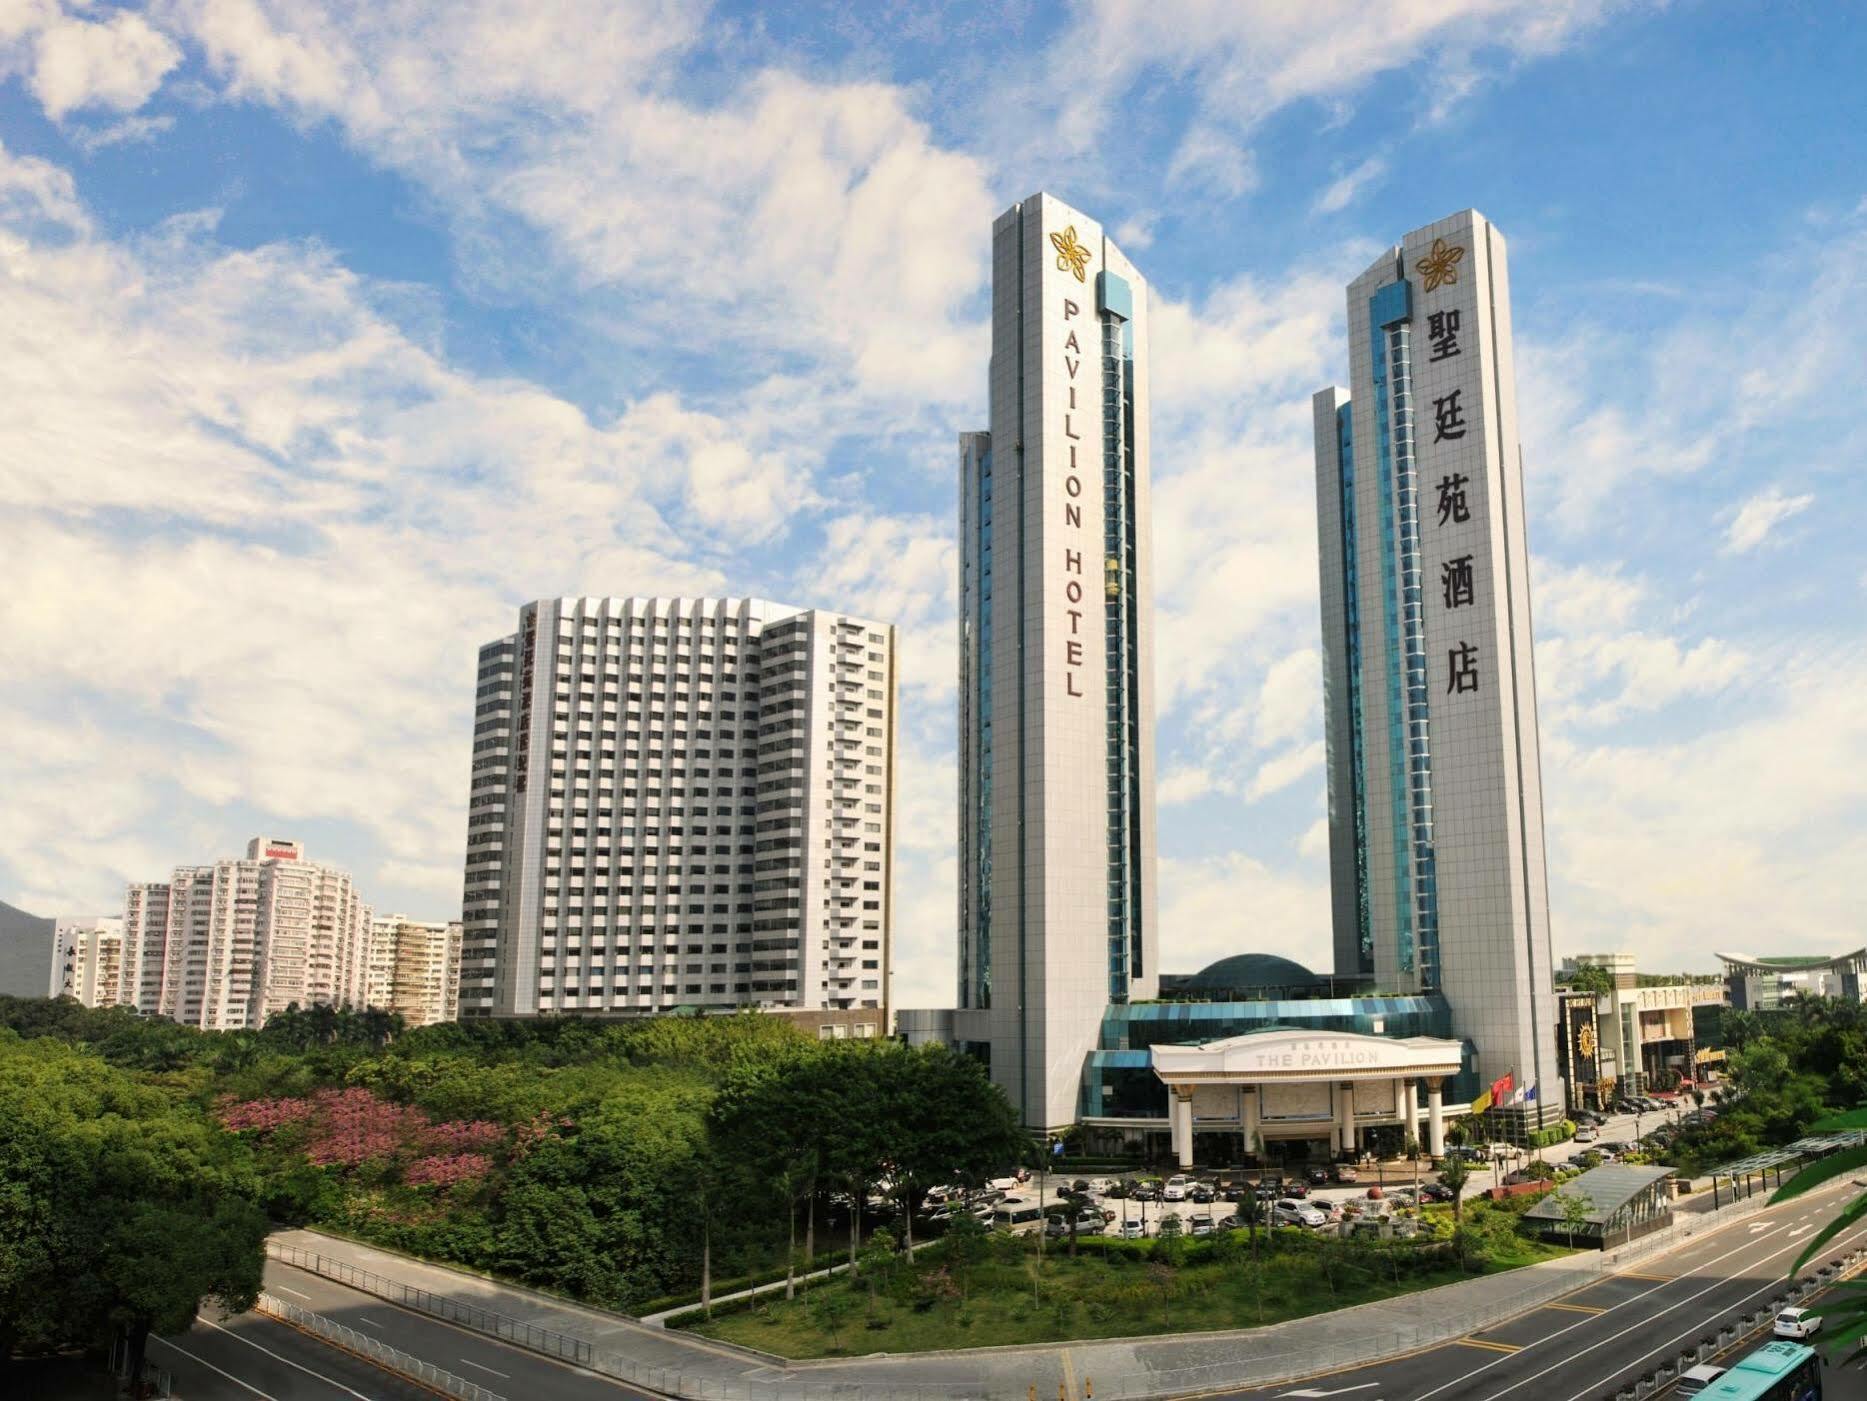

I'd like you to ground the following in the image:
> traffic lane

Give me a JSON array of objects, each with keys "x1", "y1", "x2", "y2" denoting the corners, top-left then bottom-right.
[
  {"x1": 266, "y1": 1259, "x2": 661, "y2": 1400},
  {"x1": 1415, "y1": 1200, "x2": 1867, "y2": 1400},
  {"x1": 1217, "y1": 1177, "x2": 1867, "y2": 1398},
  {"x1": 149, "y1": 1309, "x2": 437, "y2": 1400}
]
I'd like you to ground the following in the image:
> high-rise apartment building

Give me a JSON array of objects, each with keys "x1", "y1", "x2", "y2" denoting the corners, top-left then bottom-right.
[
  {"x1": 459, "y1": 597, "x2": 896, "y2": 1022},
  {"x1": 53, "y1": 917, "x2": 127, "y2": 1006},
  {"x1": 957, "y1": 193, "x2": 1159, "y2": 1131},
  {"x1": 369, "y1": 915, "x2": 463, "y2": 1027},
  {"x1": 1312, "y1": 210, "x2": 1560, "y2": 1126},
  {"x1": 123, "y1": 838, "x2": 373, "y2": 1030}
]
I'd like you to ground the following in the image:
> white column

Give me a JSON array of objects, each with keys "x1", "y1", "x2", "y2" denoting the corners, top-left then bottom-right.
[
  {"x1": 1427, "y1": 1077, "x2": 1446, "y2": 1157},
  {"x1": 1400, "y1": 1077, "x2": 1416, "y2": 1149},
  {"x1": 1175, "y1": 1089, "x2": 1195, "y2": 1169},
  {"x1": 1169, "y1": 1085, "x2": 1186, "y2": 1164},
  {"x1": 1242, "y1": 1083, "x2": 1260, "y2": 1158},
  {"x1": 1342, "y1": 1081, "x2": 1357, "y2": 1154}
]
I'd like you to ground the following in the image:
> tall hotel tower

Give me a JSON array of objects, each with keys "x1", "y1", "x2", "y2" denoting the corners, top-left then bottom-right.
[
  {"x1": 459, "y1": 597, "x2": 896, "y2": 1023},
  {"x1": 958, "y1": 193, "x2": 1159, "y2": 1132},
  {"x1": 1312, "y1": 210, "x2": 1560, "y2": 1126}
]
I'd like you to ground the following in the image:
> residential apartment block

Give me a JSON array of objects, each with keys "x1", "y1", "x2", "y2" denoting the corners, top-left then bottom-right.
[
  {"x1": 459, "y1": 596, "x2": 896, "y2": 1022},
  {"x1": 53, "y1": 917, "x2": 126, "y2": 1006},
  {"x1": 119, "y1": 838, "x2": 373, "y2": 1030},
  {"x1": 369, "y1": 915, "x2": 463, "y2": 1027}
]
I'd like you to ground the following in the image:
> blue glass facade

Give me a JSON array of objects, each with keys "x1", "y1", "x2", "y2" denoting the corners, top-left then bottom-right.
[
  {"x1": 967, "y1": 445, "x2": 994, "y2": 1007},
  {"x1": 1080, "y1": 993, "x2": 1469, "y2": 1118},
  {"x1": 1369, "y1": 281, "x2": 1441, "y2": 989},
  {"x1": 1335, "y1": 402, "x2": 1374, "y2": 975},
  {"x1": 1100, "y1": 271, "x2": 1143, "y2": 1001}
]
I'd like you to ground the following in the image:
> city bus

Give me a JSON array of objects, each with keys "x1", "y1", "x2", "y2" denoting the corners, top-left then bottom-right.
[{"x1": 1696, "y1": 1341, "x2": 1821, "y2": 1401}]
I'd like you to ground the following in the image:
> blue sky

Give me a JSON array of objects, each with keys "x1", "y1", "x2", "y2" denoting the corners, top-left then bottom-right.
[{"x1": 2, "y1": 1, "x2": 1863, "y2": 1006}]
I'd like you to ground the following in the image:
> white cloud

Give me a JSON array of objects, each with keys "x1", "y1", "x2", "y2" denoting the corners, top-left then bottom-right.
[
  {"x1": 1253, "y1": 648, "x2": 1321, "y2": 749},
  {"x1": 1313, "y1": 156, "x2": 1385, "y2": 214},
  {"x1": 4, "y1": 4, "x2": 182, "y2": 121},
  {"x1": 1157, "y1": 852, "x2": 1332, "y2": 976},
  {"x1": 1247, "y1": 741, "x2": 1325, "y2": 802},
  {"x1": 1723, "y1": 486, "x2": 1814, "y2": 554},
  {"x1": 160, "y1": 2, "x2": 997, "y2": 407},
  {"x1": 1545, "y1": 650, "x2": 1867, "y2": 971},
  {"x1": 1159, "y1": 766, "x2": 1220, "y2": 806},
  {"x1": 1028, "y1": 1, "x2": 1624, "y2": 172}
]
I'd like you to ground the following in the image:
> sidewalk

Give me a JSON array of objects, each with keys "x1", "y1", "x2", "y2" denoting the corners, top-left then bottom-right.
[{"x1": 270, "y1": 1184, "x2": 1829, "y2": 1401}]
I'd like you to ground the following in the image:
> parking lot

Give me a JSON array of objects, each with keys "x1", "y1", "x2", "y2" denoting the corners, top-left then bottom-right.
[{"x1": 923, "y1": 1094, "x2": 1714, "y2": 1241}]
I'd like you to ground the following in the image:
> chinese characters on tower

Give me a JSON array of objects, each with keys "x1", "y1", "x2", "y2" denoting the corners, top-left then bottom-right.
[{"x1": 1423, "y1": 245, "x2": 1478, "y2": 698}]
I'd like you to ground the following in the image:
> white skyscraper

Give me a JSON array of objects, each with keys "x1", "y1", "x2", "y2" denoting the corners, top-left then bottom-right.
[
  {"x1": 1312, "y1": 209, "x2": 1561, "y2": 1127},
  {"x1": 459, "y1": 596, "x2": 896, "y2": 1022},
  {"x1": 124, "y1": 838, "x2": 374, "y2": 1029},
  {"x1": 957, "y1": 193, "x2": 1159, "y2": 1132}
]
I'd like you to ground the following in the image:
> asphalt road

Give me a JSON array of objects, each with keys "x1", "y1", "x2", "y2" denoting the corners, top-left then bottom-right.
[
  {"x1": 148, "y1": 1260, "x2": 660, "y2": 1400},
  {"x1": 1224, "y1": 1181, "x2": 1867, "y2": 1400}
]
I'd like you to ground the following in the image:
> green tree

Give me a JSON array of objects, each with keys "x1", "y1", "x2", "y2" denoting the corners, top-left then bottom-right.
[
  {"x1": 1436, "y1": 1156, "x2": 1472, "y2": 1271},
  {"x1": 0, "y1": 1036, "x2": 268, "y2": 1383},
  {"x1": 1557, "y1": 1189, "x2": 1591, "y2": 1248}
]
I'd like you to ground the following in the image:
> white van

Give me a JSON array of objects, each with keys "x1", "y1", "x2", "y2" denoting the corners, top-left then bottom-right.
[
  {"x1": 1163, "y1": 1174, "x2": 1192, "y2": 1201},
  {"x1": 1675, "y1": 1366, "x2": 1726, "y2": 1397},
  {"x1": 991, "y1": 1202, "x2": 1046, "y2": 1231}
]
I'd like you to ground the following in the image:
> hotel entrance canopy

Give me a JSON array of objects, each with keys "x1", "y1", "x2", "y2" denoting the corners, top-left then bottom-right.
[{"x1": 1151, "y1": 1028, "x2": 1465, "y2": 1166}]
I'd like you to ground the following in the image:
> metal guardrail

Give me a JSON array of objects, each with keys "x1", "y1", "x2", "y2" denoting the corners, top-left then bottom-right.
[
  {"x1": 266, "y1": 1187, "x2": 1830, "y2": 1401},
  {"x1": 267, "y1": 1243, "x2": 596, "y2": 1367},
  {"x1": 257, "y1": 1292, "x2": 505, "y2": 1400}
]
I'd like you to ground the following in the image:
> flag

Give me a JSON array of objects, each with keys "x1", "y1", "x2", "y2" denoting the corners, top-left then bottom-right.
[
  {"x1": 1470, "y1": 1089, "x2": 1493, "y2": 1115},
  {"x1": 1523, "y1": 1083, "x2": 1539, "y2": 1104},
  {"x1": 1490, "y1": 1071, "x2": 1514, "y2": 1105}
]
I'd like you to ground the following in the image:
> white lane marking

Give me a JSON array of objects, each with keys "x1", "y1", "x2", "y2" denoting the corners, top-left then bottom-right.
[
  {"x1": 149, "y1": 1335, "x2": 281, "y2": 1400},
  {"x1": 275, "y1": 1285, "x2": 312, "y2": 1300},
  {"x1": 1412, "y1": 1222, "x2": 1786, "y2": 1401},
  {"x1": 355, "y1": 1315, "x2": 385, "y2": 1328},
  {"x1": 459, "y1": 1357, "x2": 511, "y2": 1378},
  {"x1": 1504, "y1": 1218, "x2": 1867, "y2": 1401},
  {"x1": 201, "y1": 1315, "x2": 378, "y2": 1400},
  {"x1": 1543, "y1": 1224, "x2": 1867, "y2": 1401},
  {"x1": 1749, "y1": 1223, "x2": 1771, "y2": 1233},
  {"x1": 1278, "y1": 1385, "x2": 1381, "y2": 1397},
  {"x1": 1789, "y1": 1225, "x2": 1814, "y2": 1238}
]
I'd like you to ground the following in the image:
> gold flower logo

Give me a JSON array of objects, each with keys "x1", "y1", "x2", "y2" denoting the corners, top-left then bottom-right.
[
  {"x1": 1417, "y1": 237, "x2": 1466, "y2": 292},
  {"x1": 1578, "y1": 1024, "x2": 1597, "y2": 1059},
  {"x1": 1049, "y1": 224, "x2": 1092, "y2": 282}
]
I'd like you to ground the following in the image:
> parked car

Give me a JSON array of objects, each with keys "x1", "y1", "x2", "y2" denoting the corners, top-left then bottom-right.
[
  {"x1": 1573, "y1": 1126, "x2": 1598, "y2": 1143},
  {"x1": 1117, "y1": 1219, "x2": 1146, "y2": 1239},
  {"x1": 1162, "y1": 1174, "x2": 1192, "y2": 1201},
  {"x1": 1676, "y1": 1365, "x2": 1727, "y2": 1397},
  {"x1": 1332, "y1": 1164, "x2": 1360, "y2": 1184},
  {"x1": 1775, "y1": 1307, "x2": 1823, "y2": 1340},
  {"x1": 1104, "y1": 1179, "x2": 1131, "y2": 1199},
  {"x1": 1043, "y1": 1217, "x2": 1071, "y2": 1239},
  {"x1": 1131, "y1": 1182, "x2": 1159, "y2": 1202},
  {"x1": 1188, "y1": 1213, "x2": 1215, "y2": 1237},
  {"x1": 1419, "y1": 1182, "x2": 1455, "y2": 1203},
  {"x1": 1272, "y1": 1199, "x2": 1329, "y2": 1229},
  {"x1": 1189, "y1": 1183, "x2": 1215, "y2": 1203},
  {"x1": 1307, "y1": 1165, "x2": 1332, "y2": 1187},
  {"x1": 1282, "y1": 1180, "x2": 1310, "y2": 1198}
]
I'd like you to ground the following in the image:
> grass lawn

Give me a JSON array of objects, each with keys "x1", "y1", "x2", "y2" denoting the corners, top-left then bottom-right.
[{"x1": 680, "y1": 1203, "x2": 1569, "y2": 1358}]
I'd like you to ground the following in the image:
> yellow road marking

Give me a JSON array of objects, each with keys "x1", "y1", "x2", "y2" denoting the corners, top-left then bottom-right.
[
  {"x1": 1542, "y1": 1301, "x2": 1607, "y2": 1314},
  {"x1": 1619, "y1": 1271, "x2": 1674, "y2": 1281},
  {"x1": 1453, "y1": 1337, "x2": 1523, "y2": 1354}
]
